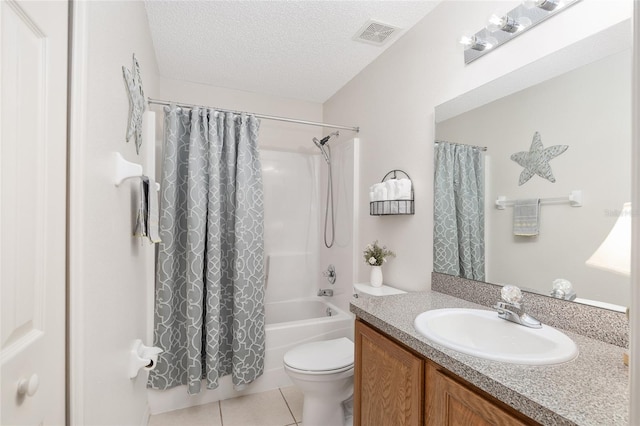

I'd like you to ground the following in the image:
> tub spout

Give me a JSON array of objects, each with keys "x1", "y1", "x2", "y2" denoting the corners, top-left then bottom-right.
[{"x1": 317, "y1": 289, "x2": 334, "y2": 297}]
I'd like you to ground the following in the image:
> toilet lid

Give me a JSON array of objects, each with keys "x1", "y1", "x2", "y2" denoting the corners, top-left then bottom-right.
[{"x1": 283, "y1": 337, "x2": 354, "y2": 372}]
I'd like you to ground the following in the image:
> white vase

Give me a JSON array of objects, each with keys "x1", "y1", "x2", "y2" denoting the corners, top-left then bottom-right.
[{"x1": 369, "y1": 266, "x2": 383, "y2": 288}]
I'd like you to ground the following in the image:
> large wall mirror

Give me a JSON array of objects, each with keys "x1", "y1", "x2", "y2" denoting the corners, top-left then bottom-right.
[{"x1": 434, "y1": 20, "x2": 631, "y2": 310}]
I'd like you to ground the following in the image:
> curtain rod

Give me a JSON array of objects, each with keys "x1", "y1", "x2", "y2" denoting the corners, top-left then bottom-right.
[
  {"x1": 147, "y1": 98, "x2": 360, "y2": 133},
  {"x1": 435, "y1": 139, "x2": 487, "y2": 152}
]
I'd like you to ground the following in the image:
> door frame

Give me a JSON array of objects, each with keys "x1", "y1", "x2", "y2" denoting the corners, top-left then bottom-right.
[
  {"x1": 67, "y1": 0, "x2": 88, "y2": 423},
  {"x1": 630, "y1": 2, "x2": 639, "y2": 424}
]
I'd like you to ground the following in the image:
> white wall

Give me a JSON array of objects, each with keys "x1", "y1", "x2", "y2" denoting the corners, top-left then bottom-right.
[
  {"x1": 323, "y1": 0, "x2": 632, "y2": 292},
  {"x1": 69, "y1": 1, "x2": 159, "y2": 424},
  {"x1": 436, "y1": 50, "x2": 631, "y2": 306}
]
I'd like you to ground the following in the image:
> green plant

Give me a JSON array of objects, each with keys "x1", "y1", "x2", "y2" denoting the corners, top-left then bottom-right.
[{"x1": 363, "y1": 240, "x2": 395, "y2": 267}]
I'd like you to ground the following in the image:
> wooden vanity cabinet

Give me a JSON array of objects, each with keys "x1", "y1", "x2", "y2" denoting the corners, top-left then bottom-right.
[
  {"x1": 354, "y1": 319, "x2": 424, "y2": 426},
  {"x1": 355, "y1": 319, "x2": 539, "y2": 426},
  {"x1": 425, "y1": 362, "x2": 534, "y2": 426}
]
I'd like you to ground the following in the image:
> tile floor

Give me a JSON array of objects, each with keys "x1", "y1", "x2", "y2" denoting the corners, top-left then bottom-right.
[{"x1": 148, "y1": 387, "x2": 304, "y2": 426}]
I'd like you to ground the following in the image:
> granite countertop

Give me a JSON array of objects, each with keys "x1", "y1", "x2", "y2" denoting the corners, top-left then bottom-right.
[{"x1": 350, "y1": 290, "x2": 629, "y2": 426}]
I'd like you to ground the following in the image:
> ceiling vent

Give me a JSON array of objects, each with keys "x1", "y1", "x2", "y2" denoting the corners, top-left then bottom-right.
[{"x1": 353, "y1": 20, "x2": 399, "y2": 46}]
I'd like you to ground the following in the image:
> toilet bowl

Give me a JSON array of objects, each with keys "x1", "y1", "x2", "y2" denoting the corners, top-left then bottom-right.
[{"x1": 283, "y1": 337, "x2": 354, "y2": 426}]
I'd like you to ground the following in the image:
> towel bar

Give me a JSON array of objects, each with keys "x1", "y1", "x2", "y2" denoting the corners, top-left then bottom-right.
[
  {"x1": 113, "y1": 152, "x2": 159, "y2": 190},
  {"x1": 495, "y1": 190, "x2": 582, "y2": 210}
]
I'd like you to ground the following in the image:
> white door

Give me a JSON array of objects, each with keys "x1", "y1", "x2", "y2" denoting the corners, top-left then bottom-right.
[{"x1": 1, "y1": 0, "x2": 68, "y2": 424}]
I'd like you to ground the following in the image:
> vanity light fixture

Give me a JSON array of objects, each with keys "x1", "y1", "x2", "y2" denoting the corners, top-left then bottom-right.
[{"x1": 461, "y1": 0, "x2": 581, "y2": 64}]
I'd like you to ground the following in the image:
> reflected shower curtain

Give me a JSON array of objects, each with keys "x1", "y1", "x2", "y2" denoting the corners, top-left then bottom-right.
[
  {"x1": 148, "y1": 106, "x2": 265, "y2": 394},
  {"x1": 433, "y1": 141, "x2": 485, "y2": 281}
]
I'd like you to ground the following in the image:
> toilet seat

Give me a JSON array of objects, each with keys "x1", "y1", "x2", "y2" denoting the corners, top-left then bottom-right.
[{"x1": 283, "y1": 337, "x2": 354, "y2": 374}]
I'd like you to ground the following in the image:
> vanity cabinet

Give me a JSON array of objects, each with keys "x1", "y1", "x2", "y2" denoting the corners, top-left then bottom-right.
[
  {"x1": 425, "y1": 362, "x2": 532, "y2": 426},
  {"x1": 354, "y1": 319, "x2": 539, "y2": 426},
  {"x1": 354, "y1": 319, "x2": 424, "y2": 426}
]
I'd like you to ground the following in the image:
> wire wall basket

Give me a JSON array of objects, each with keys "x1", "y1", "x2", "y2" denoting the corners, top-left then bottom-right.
[{"x1": 369, "y1": 169, "x2": 414, "y2": 216}]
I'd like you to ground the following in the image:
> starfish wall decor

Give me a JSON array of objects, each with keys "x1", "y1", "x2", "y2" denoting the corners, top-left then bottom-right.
[
  {"x1": 510, "y1": 132, "x2": 568, "y2": 186},
  {"x1": 123, "y1": 54, "x2": 146, "y2": 154}
]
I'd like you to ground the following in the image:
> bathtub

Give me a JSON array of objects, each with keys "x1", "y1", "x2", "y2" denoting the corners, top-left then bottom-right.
[
  {"x1": 262, "y1": 298, "x2": 353, "y2": 384},
  {"x1": 148, "y1": 297, "x2": 353, "y2": 415},
  {"x1": 265, "y1": 297, "x2": 351, "y2": 330}
]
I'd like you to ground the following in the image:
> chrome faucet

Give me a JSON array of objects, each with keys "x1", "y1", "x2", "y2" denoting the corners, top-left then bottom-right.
[
  {"x1": 317, "y1": 288, "x2": 333, "y2": 297},
  {"x1": 493, "y1": 285, "x2": 541, "y2": 329}
]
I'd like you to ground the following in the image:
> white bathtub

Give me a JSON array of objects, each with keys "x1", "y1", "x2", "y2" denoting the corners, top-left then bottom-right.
[
  {"x1": 265, "y1": 297, "x2": 350, "y2": 327},
  {"x1": 148, "y1": 297, "x2": 353, "y2": 415},
  {"x1": 262, "y1": 298, "x2": 353, "y2": 381}
]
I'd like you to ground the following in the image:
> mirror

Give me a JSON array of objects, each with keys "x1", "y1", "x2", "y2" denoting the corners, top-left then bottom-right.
[{"x1": 434, "y1": 21, "x2": 631, "y2": 309}]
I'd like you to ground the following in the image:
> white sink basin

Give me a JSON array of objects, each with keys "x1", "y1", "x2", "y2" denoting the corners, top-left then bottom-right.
[{"x1": 414, "y1": 308, "x2": 578, "y2": 365}]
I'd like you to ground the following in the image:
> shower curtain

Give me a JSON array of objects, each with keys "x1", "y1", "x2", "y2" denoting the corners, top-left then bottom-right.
[
  {"x1": 433, "y1": 141, "x2": 485, "y2": 281},
  {"x1": 148, "y1": 106, "x2": 265, "y2": 394}
]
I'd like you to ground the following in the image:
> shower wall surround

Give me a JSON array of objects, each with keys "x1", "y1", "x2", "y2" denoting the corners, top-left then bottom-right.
[
  {"x1": 262, "y1": 149, "x2": 321, "y2": 302},
  {"x1": 319, "y1": 137, "x2": 360, "y2": 313},
  {"x1": 263, "y1": 138, "x2": 359, "y2": 313}
]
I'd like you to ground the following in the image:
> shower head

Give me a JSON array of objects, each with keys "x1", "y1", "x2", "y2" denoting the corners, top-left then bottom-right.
[
  {"x1": 313, "y1": 131, "x2": 339, "y2": 164},
  {"x1": 313, "y1": 131, "x2": 340, "y2": 147},
  {"x1": 317, "y1": 145, "x2": 331, "y2": 164},
  {"x1": 313, "y1": 137, "x2": 323, "y2": 149}
]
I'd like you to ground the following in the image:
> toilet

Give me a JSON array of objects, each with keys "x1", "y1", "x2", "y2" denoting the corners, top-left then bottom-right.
[{"x1": 283, "y1": 337, "x2": 354, "y2": 426}]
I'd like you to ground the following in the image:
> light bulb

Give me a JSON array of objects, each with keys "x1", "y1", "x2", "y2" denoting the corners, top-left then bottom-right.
[
  {"x1": 458, "y1": 35, "x2": 474, "y2": 47},
  {"x1": 487, "y1": 14, "x2": 532, "y2": 33},
  {"x1": 523, "y1": 0, "x2": 562, "y2": 11},
  {"x1": 458, "y1": 35, "x2": 493, "y2": 51},
  {"x1": 487, "y1": 14, "x2": 507, "y2": 32}
]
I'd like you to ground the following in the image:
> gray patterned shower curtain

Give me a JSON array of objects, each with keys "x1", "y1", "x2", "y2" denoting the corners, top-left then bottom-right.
[
  {"x1": 433, "y1": 141, "x2": 485, "y2": 281},
  {"x1": 148, "y1": 106, "x2": 265, "y2": 394}
]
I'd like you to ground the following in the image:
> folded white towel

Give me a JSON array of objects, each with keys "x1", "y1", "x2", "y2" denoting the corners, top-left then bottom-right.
[
  {"x1": 397, "y1": 178, "x2": 412, "y2": 200},
  {"x1": 379, "y1": 186, "x2": 387, "y2": 201},
  {"x1": 370, "y1": 183, "x2": 380, "y2": 201},
  {"x1": 384, "y1": 179, "x2": 397, "y2": 200}
]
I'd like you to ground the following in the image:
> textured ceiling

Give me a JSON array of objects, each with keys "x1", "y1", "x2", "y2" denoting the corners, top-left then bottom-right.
[{"x1": 144, "y1": 1, "x2": 441, "y2": 103}]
